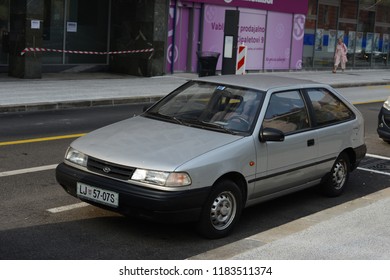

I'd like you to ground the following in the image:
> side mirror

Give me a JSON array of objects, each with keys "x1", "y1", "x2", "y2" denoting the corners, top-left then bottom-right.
[{"x1": 259, "y1": 127, "x2": 285, "y2": 142}]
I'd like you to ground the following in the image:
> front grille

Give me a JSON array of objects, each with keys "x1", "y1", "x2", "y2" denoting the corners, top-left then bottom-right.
[{"x1": 87, "y1": 157, "x2": 135, "y2": 181}]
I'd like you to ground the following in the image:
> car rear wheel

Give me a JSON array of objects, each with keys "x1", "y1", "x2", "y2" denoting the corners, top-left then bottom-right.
[
  {"x1": 321, "y1": 152, "x2": 350, "y2": 197},
  {"x1": 197, "y1": 180, "x2": 243, "y2": 239}
]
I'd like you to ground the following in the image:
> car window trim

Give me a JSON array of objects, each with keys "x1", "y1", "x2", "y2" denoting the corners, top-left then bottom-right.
[{"x1": 301, "y1": 87, "x2": 357, "y2": 129}]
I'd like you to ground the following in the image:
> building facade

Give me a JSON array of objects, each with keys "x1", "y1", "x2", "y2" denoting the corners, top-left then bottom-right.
[
  {"x1": 0, "y1": 0, "x2": 168, "y2": 78},
  {"x1": 167, "y1": 0, "x2": 308, "y2": 73},
  {"x1": 1, "y1": 0, "x2": 390, "y2": 78},
  {"x1": 304, "y1": 0, "x2": 390, "y2": 70}
]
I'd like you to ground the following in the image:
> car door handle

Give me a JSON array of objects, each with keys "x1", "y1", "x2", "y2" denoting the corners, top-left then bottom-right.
[{"x1": 307, "y1": 139, "x2": 315, "y2": 146}]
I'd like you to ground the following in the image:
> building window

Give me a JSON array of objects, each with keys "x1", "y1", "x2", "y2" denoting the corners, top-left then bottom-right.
[
  {"x1": 0, "y1": 0, "x2": 9, "y2": 65},
  {"x1": 340, "y1": 0, "x2": 357, "y2": 19},
  {"x1": 313, "y1": 4, "x2": 339, "y2": 68}
]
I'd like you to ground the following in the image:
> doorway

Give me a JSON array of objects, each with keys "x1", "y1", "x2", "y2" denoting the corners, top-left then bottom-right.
[{"x1": 167, "y1": 2, "x2": 200, "y2": 73}]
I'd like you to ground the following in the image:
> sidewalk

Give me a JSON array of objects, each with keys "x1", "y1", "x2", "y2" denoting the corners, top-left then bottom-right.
[
  {"x1": 1, "y1": 69, "x2": 390, "y2": 113},
  {"x1": 189, "y1": 187, "x2": 390, "y2": 260}
]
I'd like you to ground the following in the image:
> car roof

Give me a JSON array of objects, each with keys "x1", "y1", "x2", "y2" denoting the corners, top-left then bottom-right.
[{"x1": 195, "y1": 74, "x2": 322, "y2": 92}]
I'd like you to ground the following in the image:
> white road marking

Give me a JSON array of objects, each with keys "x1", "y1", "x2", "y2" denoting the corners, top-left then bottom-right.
[
  {"x1": 357, "y1": 153, "x2": 390, "y2": 176},
  {"x1": 366, "y1": 153, "x2": 390, "y2": 160},
  {"x1": 357, "y1": 167, "x2": 390, "y2": 176},
  {"x1": 47, "y1": 202, "x2": 89, "y2": 213},
  {"x1": 0, "y1": 164, "x2": 58, "y2": 177}
]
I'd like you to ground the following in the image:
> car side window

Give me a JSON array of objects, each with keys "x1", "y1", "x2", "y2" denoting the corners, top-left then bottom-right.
[
  {"x1": 263, "y1": 90, "x2": 310, "y2": 134},
  {"x1": 306, "y1": 88, "x2": 355, "y2": 126}
]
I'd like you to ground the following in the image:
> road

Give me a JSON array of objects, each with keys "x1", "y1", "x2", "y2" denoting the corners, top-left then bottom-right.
[{"x1": 0, "y1": 88, "x2": 389, "y2": 260}]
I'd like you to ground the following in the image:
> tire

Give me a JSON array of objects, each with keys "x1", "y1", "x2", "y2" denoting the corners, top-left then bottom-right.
[
  {"x1": 197, "y1": 180, "x2": 243, "y2": 239},
  {"x1": 321, "y1": 152, "x2": 350, "y2": 197}
]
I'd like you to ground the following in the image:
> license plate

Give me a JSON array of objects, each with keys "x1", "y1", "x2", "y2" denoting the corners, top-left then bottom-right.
[{"x1": 77, "y1": 182, "x2": 119, "y2": 208}]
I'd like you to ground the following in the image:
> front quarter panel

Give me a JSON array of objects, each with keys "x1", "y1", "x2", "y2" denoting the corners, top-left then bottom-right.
[{"x1": 177, "y1": 136, "x2": 257, "y2": 190}]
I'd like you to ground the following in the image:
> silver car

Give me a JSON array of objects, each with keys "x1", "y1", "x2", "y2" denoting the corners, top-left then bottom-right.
[{"x1": 56, "y1": 75, "x2": 366, "y2": 238}]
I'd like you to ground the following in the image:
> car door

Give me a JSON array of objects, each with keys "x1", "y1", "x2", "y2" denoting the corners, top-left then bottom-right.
[
  {"x1": 251, "y1": 90, "x2": 320, "y2": 199},
  {"x1": 304, "y1": 87, "x2": 357, "y2": 174}
]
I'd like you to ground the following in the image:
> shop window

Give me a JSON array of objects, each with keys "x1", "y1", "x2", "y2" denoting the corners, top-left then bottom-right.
[
  {"x1": 375, "y1": 1, "x2": 390, "y2": 68},
  {"x1": 376, "y1": 2, "x2": 390, "y2": 23},
  {"x1": 338, "y1": 22, "x2": 357, "y2": 67},
  {"x1": 355, "y1": 9, "x2": 375, "y2": 67},
  {"x1": 0, "y1": 0, "x2": 9, "y2": 65},
  {"x1": 65, "y1": 0, "x2": 109, "y2": 64},
  {"x1": 340, "y1": 0, "x2": 357, "y2": 19},
  {"x1": 303, "y1": 18, "x2": 316, "y2": 68},
  {"x1": 307, "y1": 0, "x2": 317, "y2": 16},
  {"x1": 371, "y1": 26, "x2": 389, "y2": 67},
  {"x1": 42, "y1": 0, "x2": 65, "y2": 64},
  {"x1": 313, "y1": 4, "x2": 339, "y2": 68}
]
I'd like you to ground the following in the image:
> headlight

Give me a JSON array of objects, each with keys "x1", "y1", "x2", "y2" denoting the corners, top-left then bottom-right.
[
  {"x1": 65, "y1": 147, "x2": 88, "y2": 167},
  {"x1": 131, "y1": 169, "x2": 191, "y2": 187},
  {"x1": 383, "y1": 97, "x2": 390, "y2": 111}
]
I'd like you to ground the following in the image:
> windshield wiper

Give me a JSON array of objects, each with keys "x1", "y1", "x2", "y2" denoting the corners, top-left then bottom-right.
[
  {"x1": 182, "y1": 119, "x2": 237, "y2": 135},
  {"x1": 144, "y1": 112, "x2": 184, "y2": 125}
]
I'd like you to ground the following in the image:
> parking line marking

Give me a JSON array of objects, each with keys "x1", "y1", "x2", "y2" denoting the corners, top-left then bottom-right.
[
  {"x1": 0, "y1": 133, "x2": 86, "y2": 146},
  {"x1": 0, "y1": 164, "x2": 58, "y2": 177},
  {"x1": 366, "y1": 153, "x2": 390, "y2": 161},
  {"x1": 357, "y1": 153, "x2": 390, "y2": 176},
  {"x1": 47, "y1": 202, "x2": 89, "y2": 213},
  {"x1": 357, "y1": 167, "x2": 390, "y2": 176}
]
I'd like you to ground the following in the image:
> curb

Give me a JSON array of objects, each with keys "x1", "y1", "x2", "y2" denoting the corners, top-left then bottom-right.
[
  {"x1": 0, "y1": 96, "x2": 164, "y2": 113},
  {"x1": 332, "y1": 81, "x2": 390, "y2": 88},
  {"x1": 1, "y1": 81, "x2": 390, "y2": 114}
]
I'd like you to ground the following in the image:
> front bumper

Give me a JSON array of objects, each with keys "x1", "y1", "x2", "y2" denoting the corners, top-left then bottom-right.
[{"x1": 56, "y1": 163, "x2": 211, "y2": 223}]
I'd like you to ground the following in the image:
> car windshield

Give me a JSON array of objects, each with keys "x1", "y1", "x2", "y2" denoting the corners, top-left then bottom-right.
[{"x1": 144, "y1": 81, "x2": 264, "y2": 134}]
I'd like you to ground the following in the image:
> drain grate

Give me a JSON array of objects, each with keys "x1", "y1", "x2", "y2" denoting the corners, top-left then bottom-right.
[{"x1": 358, "y1": 155, "x2": 390, "y2": 176}]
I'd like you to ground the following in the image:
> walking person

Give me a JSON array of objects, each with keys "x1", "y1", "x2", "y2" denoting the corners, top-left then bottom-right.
[{"x1": 333, "y1": 37, "x2": 348, "y2": 73}]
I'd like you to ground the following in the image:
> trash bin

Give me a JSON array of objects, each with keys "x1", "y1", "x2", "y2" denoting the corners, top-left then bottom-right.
[{"x1": 197, "y1": 51, "x2": 220, "y2": 77}]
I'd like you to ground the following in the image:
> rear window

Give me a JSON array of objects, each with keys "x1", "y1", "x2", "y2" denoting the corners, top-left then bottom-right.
[{"x1": 306, "y1": 88, "x2": 355, "y2": 126}]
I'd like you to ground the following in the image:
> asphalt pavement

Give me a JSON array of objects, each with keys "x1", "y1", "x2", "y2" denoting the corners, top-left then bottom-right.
[{"x1": 1, "y1": 69, "x2": 390, "y2": 260}]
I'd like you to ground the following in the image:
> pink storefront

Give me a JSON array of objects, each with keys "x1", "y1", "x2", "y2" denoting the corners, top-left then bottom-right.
[{"x1": 167, "y1": 0, "x2": 308, "y2": 73}]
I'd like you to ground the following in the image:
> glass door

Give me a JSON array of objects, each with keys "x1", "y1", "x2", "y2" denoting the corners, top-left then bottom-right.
[
  {"x1": 65, "y1": 0, "x2": 109, "y2": 64},
  {"x1": 43, "y1": 0, "x2": 65, "y2": 64},
  {"x1": 42, "y1": 0, "x2": 110, "y2": 65},
  {"x1": 0, "y1": 0, "x2": 9, "y2": 65}
]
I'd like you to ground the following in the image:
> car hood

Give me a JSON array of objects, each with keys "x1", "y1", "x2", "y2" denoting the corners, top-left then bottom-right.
[{"x1": 71, "y1": 116, "x2": 243, "y2": 171}]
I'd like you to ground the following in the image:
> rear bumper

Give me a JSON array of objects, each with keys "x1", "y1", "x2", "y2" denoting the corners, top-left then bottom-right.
[
  {"x1": 56, "y1": 163, "x2": 211, "y2": 223},
  {"x1": 353, "y1": 144, "x2": 367, "y2": 170}
]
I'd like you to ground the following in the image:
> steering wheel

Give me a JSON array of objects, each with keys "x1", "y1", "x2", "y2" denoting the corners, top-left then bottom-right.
[{"x1": 228, "y1": 116, "x2": 250, "y2": 130}]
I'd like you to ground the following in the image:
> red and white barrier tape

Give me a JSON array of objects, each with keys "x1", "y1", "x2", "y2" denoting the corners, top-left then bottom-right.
[{"x1": 20, "y1": 47, "x2": 154, "y2": 56}]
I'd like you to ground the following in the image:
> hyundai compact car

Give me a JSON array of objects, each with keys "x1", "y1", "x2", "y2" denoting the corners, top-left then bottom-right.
[
  {"x1": 56, "y1": 75, "x2": 366, "y2": 238},
  {"x1": 378, "y1": 96, "x2": 390, "y2": 143}
]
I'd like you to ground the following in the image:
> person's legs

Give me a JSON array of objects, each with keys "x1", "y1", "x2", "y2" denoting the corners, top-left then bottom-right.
[
  {"x1": 333, "y1": 55, "x2": 340, "y2": 73},
  {"x1": 341, "y1": 60, "x2": 346, "y2": 71}
]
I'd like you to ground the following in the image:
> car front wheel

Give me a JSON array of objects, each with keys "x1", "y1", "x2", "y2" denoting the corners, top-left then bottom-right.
[
  {"x1": 321, "y1": 152, "x2": 350, "y2": 197},
  {"x1": 197, "y1": 180, "x2": 243, "y2": 239}
]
